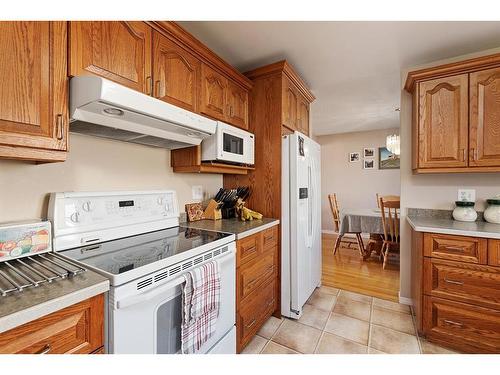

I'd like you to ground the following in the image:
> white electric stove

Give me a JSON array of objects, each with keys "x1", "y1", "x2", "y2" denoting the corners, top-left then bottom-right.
[{"x1": 48, "y1": 190, "x2": 236, "y2": 354}]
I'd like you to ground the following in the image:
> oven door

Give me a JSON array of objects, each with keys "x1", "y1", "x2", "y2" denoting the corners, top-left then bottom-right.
[
  {"x1": 217, "y1": 125, "x2": 253, "y2": 165},
  {"x1": 108, "y1": 251, "x2": 235, "y2": 354}
]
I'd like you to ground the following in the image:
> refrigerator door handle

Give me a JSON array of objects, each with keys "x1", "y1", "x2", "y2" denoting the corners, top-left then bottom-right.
[{"x1": 306, "y1": 163, "x2": 313, "y2": 247}]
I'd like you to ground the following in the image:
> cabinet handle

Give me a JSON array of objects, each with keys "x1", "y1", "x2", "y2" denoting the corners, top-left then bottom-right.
[
  {"x1": 56, "y1": 114, "x2": 64, "y2": 140},
  {"x1": 267, "y1": 298, "x2": 275, "y2": 307},
  {"x1": 146, "y1": 76, "x2": 153, "y2": 96},
  {"x1": 154, "y1": 80, "x2": 162, "y2": 98},
  {"x1": 246, "y1": 318, "x2": 256, "y2": 329},
  {"x1": 444, "y1": 278, "x2": 464, "y2": 286},
  {"x1": 461, "y1": 149, "x2": 466, "y2": 162},
  {"x1": 443, "y1": 319, "x2": 463, "y2": 327},
  {"x1": 264, "y1": 235, "x2": 274, "y2": 243},
  {"x1": 470, "y1": 148, "x2": 477, "y2": 161},
  {"x1": 443, "y1": 246, "x2": 465, "y2": 253},
  {"x1": 35, "y1": 344, "x2": 51, "y2": 354}
]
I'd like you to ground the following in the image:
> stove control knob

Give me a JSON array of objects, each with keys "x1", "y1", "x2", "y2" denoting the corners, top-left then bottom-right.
[
  {"x1": 157, "y1": 197, "x2": 164, "y2": 206},
  {"x1": 70, "y1": 212, "x2": 80, "y2": 223},
  {"x1": 82, "y1": 201, "x2": 93, "y2": 212}
]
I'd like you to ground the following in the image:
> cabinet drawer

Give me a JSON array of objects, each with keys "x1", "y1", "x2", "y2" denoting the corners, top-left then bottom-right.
[
  {"x1": 424, "y1": 233, "x2": 487, "y2": 264},
  {"x1": 423, "y1": 296, "x2": 500, "y2": 353},
  {"x1": 237, "y1": 233, "x2": 260, "y2": 267},
  {"x1": 262, "y1": 226, "x2": 278, "y2": 250},
  {"x1": 237, "y1": 278, "x2": 276, "y2": 350},
  {"x1": 0, "y1": 294, "x2": 104, "y2": 354},
  {"x1": 488, "y1": 239, "x2": 500, "y2": 267},
  {"x1": 423, "y1": 258, "x2": 500, "y2": 310},
  {"x1": 238, "y1": 251, "x2": 276, "y2": 301}
]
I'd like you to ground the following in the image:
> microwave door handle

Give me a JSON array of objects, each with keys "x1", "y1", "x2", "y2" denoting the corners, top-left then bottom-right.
[{"x1": 115, "y1": 252, "x2": 234, "y2": 310}]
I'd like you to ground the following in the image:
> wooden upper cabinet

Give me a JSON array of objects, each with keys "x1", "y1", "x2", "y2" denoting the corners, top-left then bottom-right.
[
  {"x1": 152, "y1": 31, "x2": 200, "y2": 112},
  {"x1": 282, "y1": 77, "x2": 298, "y2": 131},
  {"x1": 469, "y1": 67, "x2": 500, "y2": 167},
  {"x1": 417, "y1": 74, "x2": 469, "y2": 169},
  {"x1": 0, "y1": 21, "x2": 68, "y2": 162},
  {"x1": 227, "y1": 81, "x2": 249, "y2": 129},
  {"x1": 297, "y1": 96, "x2": 310, "y2": 135},
  {"x1": 200, "y1": 64, "x2": 228, "y2": 121},
  {"x1": 69, "y1": 21, "x2": 152, "y2": 94}
]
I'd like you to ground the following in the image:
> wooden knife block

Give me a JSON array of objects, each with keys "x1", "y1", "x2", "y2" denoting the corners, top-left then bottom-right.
[{"x1": 203, "y1": 199, "x2": 222, "y2": 220}]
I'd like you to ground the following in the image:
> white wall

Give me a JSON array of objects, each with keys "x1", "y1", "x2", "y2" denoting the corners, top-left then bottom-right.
[
  {"x1": 0, "y1": 134, "x2": 223, "y2": 222},
  {"x1": 399, "y1": 46, "x2": 500, "y2": 300},
  {"x1": 318, "y1": 128, "x2": 401, "y2": 232}
]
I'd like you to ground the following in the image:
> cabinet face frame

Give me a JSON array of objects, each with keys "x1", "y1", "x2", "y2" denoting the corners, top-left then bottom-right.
[
  {"x1": 0, "y1": 21, "x2": 68, "y2": 154},
  {"x1": 200, "y1": 63, "x2": 228, "y2": 121},
  {"x1": 152, "y1": 31, "x2": 200, "y2": 112},
  {"x1": 469, "y1": 67, "x2": 500, "y2": 167},
  {"x1": 226, "y1": 81, "x2": 249, "y2": 129},
  {"x1": 69, "y1": 21, "x2": 152, "y2": 94},
  {"x1": 417, "y1": 74, "x2": 469, "y2": 169}
]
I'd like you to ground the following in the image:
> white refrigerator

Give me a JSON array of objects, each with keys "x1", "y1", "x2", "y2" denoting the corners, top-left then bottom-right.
[{"x1": 281, "y1": 131, "x2": 321, "y2": 319}]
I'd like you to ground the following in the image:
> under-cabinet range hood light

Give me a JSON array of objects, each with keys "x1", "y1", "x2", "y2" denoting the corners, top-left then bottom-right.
[{"x1": 69, "y1": 76, "x2": 217, "y2": 149}]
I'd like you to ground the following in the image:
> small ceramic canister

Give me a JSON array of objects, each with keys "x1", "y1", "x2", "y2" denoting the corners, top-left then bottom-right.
[
  {"x1": 452, "y1": 201, "x2": 477, "y2": 222},
  {"x1": 484, "y1": 198, "x2": 500, "y2": 224}
]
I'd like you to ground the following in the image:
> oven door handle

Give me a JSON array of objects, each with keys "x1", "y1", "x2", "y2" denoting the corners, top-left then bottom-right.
[
  {"x1": 115, "y1": 252, "x2": 234, "y2": 310},
  {"x1": 116, "y1": 277, "x2": 185, "y2": 310}
]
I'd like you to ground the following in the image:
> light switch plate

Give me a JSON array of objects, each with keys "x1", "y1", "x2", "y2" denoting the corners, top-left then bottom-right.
[
  {"x1": 192, "y1": 185, "x2": 203, "y2": 201},
  {"x1": 458, "y1": 189, "x2": 476, "y2": 202}
]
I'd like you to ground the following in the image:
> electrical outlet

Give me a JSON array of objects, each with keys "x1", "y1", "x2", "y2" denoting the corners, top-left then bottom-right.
[
  {"x1": 192, "y1": 186, "x2": 203, "y2": 201},
  {"x1": 458, "y1": 189, "x2": 476, "y2": 202}
]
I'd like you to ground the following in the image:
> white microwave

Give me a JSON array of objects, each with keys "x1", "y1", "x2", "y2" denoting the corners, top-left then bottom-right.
[{"x1": 201, "y1": 121, "x2": 255, "y2": 165}]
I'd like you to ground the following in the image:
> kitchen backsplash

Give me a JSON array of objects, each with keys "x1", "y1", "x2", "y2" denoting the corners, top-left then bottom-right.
[{"x1": 0, "y1": 134, "x2": 222, "y2": 223}]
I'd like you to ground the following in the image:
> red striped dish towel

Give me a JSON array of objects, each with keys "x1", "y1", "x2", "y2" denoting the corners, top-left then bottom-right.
[{"x1": 181, "y1": 261, "x2": 221, "y2": 354}]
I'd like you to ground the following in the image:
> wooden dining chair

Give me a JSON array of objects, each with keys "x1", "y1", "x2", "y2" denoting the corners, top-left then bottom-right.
[
  {"x1": 328, "y1": 194, "x2": 364, "y2": 257},
  {"x1": 376, "y1": 193, "x2": 400, "y2": 208},
  {"x1": 378, "y1": 196, "x2": 400, "y2": 269}
]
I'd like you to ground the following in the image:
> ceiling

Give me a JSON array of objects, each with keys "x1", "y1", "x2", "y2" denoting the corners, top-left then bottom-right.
[{"x1": 179, "y1": 21, "x2": 500, "y2": 136}]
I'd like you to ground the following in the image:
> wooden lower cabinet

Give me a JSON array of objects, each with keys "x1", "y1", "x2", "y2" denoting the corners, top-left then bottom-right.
[
  {"x1": 423, "y1": 296, "x2": 500, "y2": 353},
  {"x1": 236, "y1": 226, "x2": 279, "y2": 353},
  {"x1": 412, "y1": 230, "x2": 500, "y2": 353},
  {"x1": 0, "y1": 294, "x2": 104, "y2": 354}
]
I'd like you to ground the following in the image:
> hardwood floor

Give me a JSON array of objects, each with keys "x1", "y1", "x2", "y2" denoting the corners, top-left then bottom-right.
[{"x1": 321, "y1": 233, "x2": 400, "y2": 302}]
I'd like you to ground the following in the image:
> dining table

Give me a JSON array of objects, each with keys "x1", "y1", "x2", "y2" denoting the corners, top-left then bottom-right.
[{"x1": 339, "y1": 208, "x2": 400, "y2": 259}]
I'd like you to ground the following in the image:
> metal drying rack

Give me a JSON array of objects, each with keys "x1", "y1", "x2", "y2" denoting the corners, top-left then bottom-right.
[{"x1": 0, "y1": 252, "x2": 86, "y2": 297}]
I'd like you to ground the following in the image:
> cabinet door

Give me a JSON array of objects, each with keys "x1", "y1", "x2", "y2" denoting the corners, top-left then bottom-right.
[
  {"x1": 153, "y1": 32, "x2": 200, "y2": 112},
  {"x1": 69, "y1": 21, "x2": 152, "y2": 94},
  {"x1": 469, "y1": 67, "x2": 500, "y2": 167},
  {"x1": 282, "y1": 78, "x2": 298, "y2": 131},
  {"x1": 0, "y1": 22, "x2": 68, "y2": 154},
  {"x1": 0, "y1": 294, "x2": 103, "y2": 354},
  {"x1": 200, "y1": 64, "x2": 228, "y2": 121},
  {"x1": 418, "y1": 75, "x2": 468, "y2": 168},
  {"x1": 227, "y1": 81, "x2": 249, "y2": 129},
  {"x1": 297, "y1": 96, "x2": 310, "y2": 135}
]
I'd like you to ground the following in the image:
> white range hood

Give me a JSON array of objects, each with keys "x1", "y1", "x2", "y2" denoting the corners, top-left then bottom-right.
[{"x1": 69, "y1": 76, "x2": 217, "y2": 149}]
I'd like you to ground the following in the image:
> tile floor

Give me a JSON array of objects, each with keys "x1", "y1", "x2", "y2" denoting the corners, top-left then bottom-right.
[{"x1": 242, "y1": 286, "x2": 458, "y2": 354}]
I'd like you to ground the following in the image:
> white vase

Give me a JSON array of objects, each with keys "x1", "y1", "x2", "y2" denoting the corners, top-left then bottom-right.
[
  {"x1": 452, "y1": 205, "x2": 477, "y2": 222},
  {"x1": 484, "y1": 200, "x2": 500, "y2": 224}
]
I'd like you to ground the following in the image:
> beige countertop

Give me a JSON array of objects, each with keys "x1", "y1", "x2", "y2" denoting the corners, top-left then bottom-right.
[
  {"x1": 407, "y1": 215, "x2": 500, "y2": 239},
  {"x1": 0, "y1": 269, "x2": 109, "y2": 334},
  {"x1": 181, "y1": 217, "x2": 279, "y2": 240}
]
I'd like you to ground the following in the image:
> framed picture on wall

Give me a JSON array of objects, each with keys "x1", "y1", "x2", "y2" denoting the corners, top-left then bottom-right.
[
  {"x1": 379, "y1": 147, "x2": 400, "y2": 169},
  {"x1": 349, "y1": 152, "x2": 360, "y2": 162},
  {"x1": 363, "y1": 159, "x2": 375, "y2": 169},
  {"x1": 363, "y1": 148, "x2": 375, "y2": 158}
]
